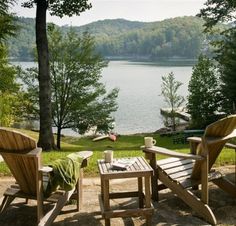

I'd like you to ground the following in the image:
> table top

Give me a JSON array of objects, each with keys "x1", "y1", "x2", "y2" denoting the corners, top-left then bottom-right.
[{"x1": 97, "y1": 156, "x2": 153, "y2": 179}]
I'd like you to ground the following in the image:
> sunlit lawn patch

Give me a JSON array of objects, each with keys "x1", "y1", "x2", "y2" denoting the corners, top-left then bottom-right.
[{"x1": 0, "y1": 131, "x2": 235, "y2": 177}]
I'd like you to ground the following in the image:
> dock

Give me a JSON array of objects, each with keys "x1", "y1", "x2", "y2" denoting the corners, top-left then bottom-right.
[{"x1": 160, "y1": 107, "x2": 191, "y2": 122}]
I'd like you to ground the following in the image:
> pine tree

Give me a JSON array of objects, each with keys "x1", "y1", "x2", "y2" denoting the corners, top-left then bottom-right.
[
  {"x1": 161, "y1": 72, "x2": 184, "y2": 131},
  {"x1": 187, "y1": 55, "x2": 222, "y2": 128}
]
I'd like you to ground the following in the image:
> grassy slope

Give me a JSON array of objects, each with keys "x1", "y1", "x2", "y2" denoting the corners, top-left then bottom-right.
[{"x1": 0, "y1": 130, "x2": 235, "y2": 177}]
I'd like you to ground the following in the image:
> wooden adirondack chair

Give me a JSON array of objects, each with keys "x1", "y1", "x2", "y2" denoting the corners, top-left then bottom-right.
[
  {"x1": 0, "y1": 128, "x2": 92, "y2": 226},
  {"x1": 141, "y1": 114, "x2": 236, "y2": 225}
]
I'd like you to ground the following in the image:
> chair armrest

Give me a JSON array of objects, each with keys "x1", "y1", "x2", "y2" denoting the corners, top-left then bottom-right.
[
  {"x1": 187, "y1": 136, "x2": 201, "y2": 143},
  {"x1": 39, "y1": 166, "x2": 53, "y2": 173},
  {"x1": 141, "y1": 145, "x2": 203, "y2": 160},
  {"x1": 77, "y1": 150, "x2": 93, "y2": 160},
  {"x1": 187, "y1": 137, "x2": 202, "y2": 154},
  {"x1": 24, "y1": 147, "x2": 42, "y2": 157},
  {"x1": 225, "y1": 142, "x2": 236, "y2": 150},
  {"x1": 78, "y1": 151, "x2": 93, "y2": 168}
]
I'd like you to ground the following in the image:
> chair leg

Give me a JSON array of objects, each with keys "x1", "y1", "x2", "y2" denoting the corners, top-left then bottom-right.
[
  {"x1": 0, "y1": 195, "x2": 15, "y2": 213},
  {"x1": 38, "y1": 189, "x2": 74, "y2": 226},
  {"x1": 158, "y1": 169, "x2": 217, "y2": 225},
  {"x1": 77, "y1": 168, "x2": 84, "y2": 211},
  {"x1": 213, "y1": 177, "x2": 236, "y2": 198},
  {"x1": 75, "y1": 179, "x2": 80, "y2": 211},
  {"x1": 70, "y1": 169, "x2": 83, "y2": 211}
]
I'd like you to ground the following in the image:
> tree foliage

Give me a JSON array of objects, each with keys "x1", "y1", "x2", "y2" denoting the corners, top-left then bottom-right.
[
  {"x1": 198, "y1": 0, "x2": 236, "y2": 31},
  {"x1": 48, "y1": 26, "x2": 118, "y2": 148},
  {"x1": 187, "y1": 55, "x2": 222, "y2": 128},
  {"x1": 215, "y1": 29, "x2": 236, "y2": 112},
  {"x1": 0, "y1": 47, "x2": 18, "y2": 92},
  {"x1": 101, "y1": 16, "x2": 205, "y2": 60},
  {"x1": 8, "y1": 16, "x2": 210, "y2": 61},
  {"x1": 20, "y1": 26, "x2": 119, "y2": 149},
  {"x1": 0, "y1": 1, "x2": 21, "y2": 126},
  {"x1": 0, "y1": 0, "x2": 17, "y2": 43},
  {"x1": 19, "y1": 0, "x2": 92, "y2": 150},
  {"x1": 17, "y1": 66, "x2": 39, "y2": 119},
  {"x1": 22, "y1": 0, "x2": 92, "y2": 17},
  {"x1": 198, "y1": 0, "x2": 236, "y2": 114},
  {"x1": 161, "y1": 72, "x2": 184, "y2": 131},
  {"x1": 0, "y1": 45, "x2": 22, "y2": 126}
]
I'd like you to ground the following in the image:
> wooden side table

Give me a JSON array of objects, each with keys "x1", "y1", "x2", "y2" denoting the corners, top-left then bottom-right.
[{"x1": 97, "y1": 156, "x2": 154, "y2": 226}]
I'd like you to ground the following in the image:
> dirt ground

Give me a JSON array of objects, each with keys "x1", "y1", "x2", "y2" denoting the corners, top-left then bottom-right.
[{"x1": 0, "y1": 165, "x2": 235, "y2": 226}]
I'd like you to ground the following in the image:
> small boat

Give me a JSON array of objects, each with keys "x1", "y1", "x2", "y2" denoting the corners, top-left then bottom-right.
[
  {"x1": 92, "y1": 133, "x2": 117, "y2": 142},
  {"x1": 92, "y1": 135, "x2": 109, "y2": 141}
]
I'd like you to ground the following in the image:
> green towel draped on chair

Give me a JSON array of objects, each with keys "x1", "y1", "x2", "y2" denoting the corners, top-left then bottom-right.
[{"x1": 45, "y1": 152, "x2": 83, "y2": 196}]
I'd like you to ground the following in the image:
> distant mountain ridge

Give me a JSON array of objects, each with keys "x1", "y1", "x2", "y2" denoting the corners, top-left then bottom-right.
[
  {"x1": 73, "y1": 18, "x2": 148, "y2": 35},
  {"x1": 8, "y1": 16, "x2": 211, "y2": 61}
]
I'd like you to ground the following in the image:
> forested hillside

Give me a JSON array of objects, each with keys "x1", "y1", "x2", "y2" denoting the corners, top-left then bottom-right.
[
  {"x1": 94, "y1": 17, "x2": 206, "y2": 60},
  {"x1": 8, "y1": 16, "x2": 209, "y2": 61},
  {"x1": 67, "y1": 18, "x2": 148, "y2": 37},
  {"x1": 8, "y1": 17, "x2": 35, "y2": 61}
]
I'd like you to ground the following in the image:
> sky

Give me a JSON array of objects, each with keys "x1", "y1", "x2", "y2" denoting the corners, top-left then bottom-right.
[{"x1": 12, "y1": 0, "x2": 206, "y2": 27}]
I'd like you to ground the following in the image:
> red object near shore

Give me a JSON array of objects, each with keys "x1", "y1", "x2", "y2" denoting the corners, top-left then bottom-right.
[{"x1": 109, "y1": 134, "x2": 117, "y2": 141}]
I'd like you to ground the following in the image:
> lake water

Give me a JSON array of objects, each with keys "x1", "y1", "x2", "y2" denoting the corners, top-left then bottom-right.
[{"x1": 13, "y1": 61, "x2": 193, "y2": 135}]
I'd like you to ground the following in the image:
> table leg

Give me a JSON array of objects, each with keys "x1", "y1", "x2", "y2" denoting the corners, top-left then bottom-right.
[
  {"x1": 103, "y1": 179, "x2": 110, "y2": 226},
  {"x1": 149, "y1": 153, "x2": 158, "y2": 201},
  {"x1": 144, "y1": 175, "x2": 152, "y2": 226},
  {"x1": 138, "y1": 177, "x2": 143, "y2": 208},
  {"x1": 235, "y1": 149, "x2": 236, "y2": 184},
  {"x1": 101, "y1": 177, "x2": 104, "y2": 197}
]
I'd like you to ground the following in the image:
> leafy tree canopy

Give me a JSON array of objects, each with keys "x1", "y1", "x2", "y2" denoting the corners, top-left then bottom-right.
[
  {"x1": 0, "y1": 44, "x2": 25, "y2": 127},
  {"x1": 0, "y1": 46, "x2": 18, "y2": 93},
  {"x1": 18, "y1": 0, "x2": 92, "y2": 150},
  {"x1": 8, "y1": 16, "x2": 212, "y2": 61},
  {"x1": 0, "y1": 0, "x2": 17, "y2": 43},
  {"x1": 198, "y1": 0, "x2": 236, "y2": 113},
  {"x1": 198, "y1": 0, "x2": 236, "y2": 30},
  {"x1": 22, "y1": 0, "x2": 92, "y2": 17},
  {"x1": 214, "y1": 28, "x2": 236, "y2": 112},
  {"x1": 19, "y1": 25, "x2": 119, "y2": 148}
]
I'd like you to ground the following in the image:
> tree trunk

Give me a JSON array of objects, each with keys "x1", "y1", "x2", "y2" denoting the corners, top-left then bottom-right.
[
  {"x1": 171, "y1": 109, "x2": 176, "y2": 131},
  {"x1": 36, "y1": 0, "x2": 55, "y2": 150},
  {"x1": 57, "y1": 125, "x2": 61, "y2": 149}
]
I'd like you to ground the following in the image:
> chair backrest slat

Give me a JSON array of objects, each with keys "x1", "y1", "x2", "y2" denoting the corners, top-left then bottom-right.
[
  {"x1": 0, "y1": 128, "x2": 40, "y2": 195},
  {"x1": 192, "y1": 115, "x2": 236, "y2": 179},
  {"x1": 204, "y1": 115, "x2": 236, "y2": 138},
  {"x1": 0, "y1": 128, "x2": 36, "y2": 152}
]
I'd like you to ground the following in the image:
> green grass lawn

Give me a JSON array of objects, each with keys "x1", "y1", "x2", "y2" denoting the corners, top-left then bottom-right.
[{"x1": 0, "y1": 130, "x2": 235, "y2": 177}]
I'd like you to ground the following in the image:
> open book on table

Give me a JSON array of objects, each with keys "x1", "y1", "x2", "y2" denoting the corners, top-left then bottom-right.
[{"x1": 112, "y1": 158, "x2": 136, "y2": 170}]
